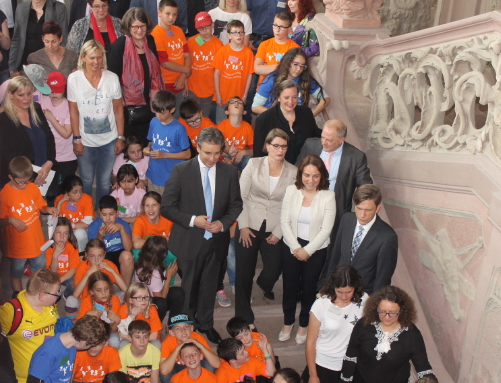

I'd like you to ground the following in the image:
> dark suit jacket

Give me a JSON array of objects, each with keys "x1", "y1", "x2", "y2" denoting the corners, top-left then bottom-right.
[
  {"x1": 327, "y1": 212, "x2": 398, "y2": 294},
  {"x1": 161, "y1": 157, "x2": 243, "y2": 262}
]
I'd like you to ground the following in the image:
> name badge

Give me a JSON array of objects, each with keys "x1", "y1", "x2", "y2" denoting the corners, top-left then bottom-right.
[
  {"x1": 328, "y1": 305, "x2": 343, "y2": 316},
  {"x1": 118, "y1": 205, "x2": 127, "y2": 213},
  {"x1": 195, "y1": 35, "x2": 205, "y2": 46},
  {"x1": 167, "y1": 30, "x2": 174, "y2": 37},
  {"x1": 58, "y1": 253, "x2": 69, "y2": 262},
  {"x1": 277, "y1": 1, "x2": 286, "y2": 7},
  {"x1": 66, "y1": 203, "x2": 77, "y2": 212},
  {"x1": 228, "y1": 55, "x2": 239, "y2": 63},
  {"x1": 276, "y1": 52, "x2": 284, "y2": 61},
  {"x1": 94, "y1": 302, "x2": 106, "y2": 311}
]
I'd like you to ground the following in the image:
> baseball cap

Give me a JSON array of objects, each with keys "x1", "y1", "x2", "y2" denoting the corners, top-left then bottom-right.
[
  {"x1": 47, "y1": 72, "x2": 66, "y2": 93},
  {"x1": 195, "y1": 12, "x2": 212, "y2": 29},
  {"x1": 168, "y1": 313, "x2": 193, "y2": 328},
  {"x1": 23, "y1": 64, "x2": 51, "y2": 95}
]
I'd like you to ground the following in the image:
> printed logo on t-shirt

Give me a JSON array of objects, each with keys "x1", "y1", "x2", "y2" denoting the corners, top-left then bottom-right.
[
  {"x1": 126, "y1": 364, "x2": 153, "y2": 382},
  {"x1": 222, "y1": 58, "x2": 245, "y2": 77},
  {"x1": 78, "y1": 365, "x2": 105, "y2": 379},
  {"x1": 83, "y1": 116, "x2": 112, "y2": 135},
  {"x1": 265, "y1": 51, "x2": 283, "y2": 63},
  {"x1": 104, "y1": 237, "x2": 122, "y2": 249},
  {"x1": 167, "y1": 38, "x2": 184, "y2": 60},
  {"x1": 10, "y1": 199, "x2": 39, "y2": 226},
  {"x1": 226, "y1": 136, "x2": 247, "y2": 148},
  {"x1": 192, "y1": 50, "x2": 216, "y2": 70},
  {"x1": 213, "y1": 20, "x2": 228, "y2": 39},
  {"x1": 59, "y1": 355, "x2": 74, "y2": 377},
  {"x1": 152, "y1": 133, "x2": 173, "y2": 151}
]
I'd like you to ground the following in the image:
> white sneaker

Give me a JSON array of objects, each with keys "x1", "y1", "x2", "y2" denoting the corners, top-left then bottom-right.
[{"x1": 216, "y1": 290, "x2": 231, "y2": 307}]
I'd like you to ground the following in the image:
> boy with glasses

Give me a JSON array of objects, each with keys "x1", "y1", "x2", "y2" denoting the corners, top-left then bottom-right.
[
  {"x1": 212, "y1": 19, "x2": 254, "y2": 124},
  {"x1": 0, "y1": 156, "x2": 57, "y2": 296},
  {"x1": 179, "y1": 98, "x2": 216, "y2": 150}
]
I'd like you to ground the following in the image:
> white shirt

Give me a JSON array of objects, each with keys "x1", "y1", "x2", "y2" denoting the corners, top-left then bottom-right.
[
  {"x1": 352, "y1": 213, "x2": 377, "y2": 245},
  {"x1": 269, "y1": 175, "x2": 279, "y2": 196},
  {"x1": 0, "y1": 1, "x2": 14, "y2": 28},
  {"x1": 189, "y1": 156, "x2": 217, "y2": 227},
  {"x1": 320, "y1": 142, "x2": 344, "y2": 191}
]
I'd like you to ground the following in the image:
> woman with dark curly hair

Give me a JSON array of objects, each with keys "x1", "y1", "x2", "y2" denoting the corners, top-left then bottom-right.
[
  {"x1": 279, "y1": 155, "x2": 335, "y2": 344},
  {"x1": 340, "y1": 285, "x2": 436, "y2": 383},
  {"x1": 252, "y1": 48, "x2": 329, "y2": 117},
  {"x1": 303, "y1": 265, "x2": 367, "y2": 383}
]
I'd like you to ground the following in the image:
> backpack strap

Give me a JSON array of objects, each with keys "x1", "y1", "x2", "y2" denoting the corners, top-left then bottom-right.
[{"x1": 1, "y1": 298, "x2": 23, "y2": 336}]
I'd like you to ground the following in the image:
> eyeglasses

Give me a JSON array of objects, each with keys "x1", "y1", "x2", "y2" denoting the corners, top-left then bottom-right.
[
  {"x1": 186, "y1": 116, "x2": 202, "y2": 125},
  {"x1": 228, "y1": 100, "x2": 244, "y2": 105},
  {"x1": 87, "y1": 254, "x2": 105, "y2": 260},
  {"x1": 229, "y1": 31, "x2": 245, "y2": 36},
  {"x1": 131, "y1": 296, "x2": 151, "y2": 301},
  {"x1": 292, "y1": 62, "x2": 307, "y2": 70},
  {"x1": 13, "y1": 178, "x2": 30, "y2": 186},
  {"x1": 197, "y1": 25, "x2": 211, "y2": 31},
  {"x1": 130, "y1": 24, "x2": 148, "y2": 31},
  {"x1": 44, "y1": 289, "x2": 62, "y2": 298},
  {"x1": 377, "y1": 310, "x2": 400, "y2": 318},
  {"x1": 272, "y1": 23, "x2": 290, "y2": 31},
  {"x1": 269, "y1": 144, "x2": 288, "y2": 150},
  {"x1": 92, "y1": 4, "x2": 109, "y2": 10}
]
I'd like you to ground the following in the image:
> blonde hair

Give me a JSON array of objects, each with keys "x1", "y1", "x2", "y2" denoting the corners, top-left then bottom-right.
[
  {"x1": 77, "y1": 40, "x2": 108, "y2": 71},
  {"x1": 124, "y1": 282, "x2": 151, "y2": 319},
  {"x1": 4, "y1": 76, "x2": 42, "y2": 126},
  {"x1": 219, "y1": 0, "x2": 247, "y2": 12}
]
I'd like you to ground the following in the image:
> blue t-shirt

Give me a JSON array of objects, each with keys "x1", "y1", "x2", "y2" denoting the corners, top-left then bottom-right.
[
  {"x1": 146, "y1": 117, "x2": 190, "y2": 186},
  {"x1": 88, "y1": 217, "x2": 131, "y2": 252},
  {"x1": 28, "y1": 334, "x2": 76, "y2": 383},
  {"x1": 246, "y1": 0, "x2": 284, "y2": 36}
]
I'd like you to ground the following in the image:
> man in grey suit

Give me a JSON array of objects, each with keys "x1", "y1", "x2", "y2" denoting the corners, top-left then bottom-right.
[
  {"x1": 325, "y1": 184, "x2": 398, "y2": 294},
  {"x1": 295, "y1": 119, "x2": 373, "y2": 286},
  {"x1": 161, "y1": 127, "x2": 243, "y2": 344}
]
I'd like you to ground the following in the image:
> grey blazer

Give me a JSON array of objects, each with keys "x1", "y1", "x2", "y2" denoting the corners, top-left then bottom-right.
[
  {"x1": 237, "y1": 156, "x2": 297, "y2": 239},
  {"x1": 9, "y1": 0, "x2": 68, "y2": 72},
  {"x1": 66, "y1": 15, "x2": 123, "y2": 54}
]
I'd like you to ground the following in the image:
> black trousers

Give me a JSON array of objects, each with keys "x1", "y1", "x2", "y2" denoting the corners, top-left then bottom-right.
[
  {"x1": 46, "y1": 160, "x2": 78, "y2": 206},
  {"x1": 152, "y1": 286, "x2": 185, "y2": 322},
  {"x1": 235, "y1": 222, "x2": 283, "y2": 324},
  {"x1": 301, "y1": 364, "x2": 340, "y2": 383},
  {"x1": 282, "y1": 238, "x2": 327, "y2": 327},
  {"x1": 177, "y1": 239, "x2": 220, "y2": 330}
]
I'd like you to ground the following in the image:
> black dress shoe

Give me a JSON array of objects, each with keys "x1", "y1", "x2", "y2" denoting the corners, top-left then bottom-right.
[
  {"x1": 199, "y1": 327, "x2": 223, "y2": 344},
  {"x1": 257, "y1": 281, "x2": 275, "y2": 300}
]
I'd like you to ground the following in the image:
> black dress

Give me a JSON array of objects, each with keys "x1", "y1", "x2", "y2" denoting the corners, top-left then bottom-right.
[{"x1": 340, "y1": 319, "x2": 436, "y2": 383}]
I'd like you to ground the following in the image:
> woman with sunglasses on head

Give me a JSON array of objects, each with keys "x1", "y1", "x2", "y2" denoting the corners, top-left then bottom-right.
[
  {"x1": 252, "y1": 48, "x2": 329, "y2": 117},
  {"x1": 235, "y1": 128, "x2": 297, "y2": 330},
  {"x1": 340, "y1": 285, "x2": 436, "y2": 383}
]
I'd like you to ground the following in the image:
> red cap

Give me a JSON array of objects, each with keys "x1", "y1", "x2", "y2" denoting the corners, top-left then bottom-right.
[
  {"x1": 46, "y1": 72, "x2": 66, "y2": 93},
  {"x1": 195, "y1": 12, "x2": 212, "y2": 29}
]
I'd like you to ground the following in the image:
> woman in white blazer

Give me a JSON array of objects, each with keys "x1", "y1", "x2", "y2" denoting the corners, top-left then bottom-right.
[
  {"x1": 235, "y1": 128, "x2": 298, "y2": 328},
  {"x1": 280, "y1": 154, "x2": 336, "y2": 344}
]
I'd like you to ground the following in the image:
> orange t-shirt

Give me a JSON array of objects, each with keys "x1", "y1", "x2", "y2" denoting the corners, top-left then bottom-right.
[
  {"x1": 187, "y1": 34, "x2": 223, "y2": 98},
  {"x1": 172, "y1": 367, "x2": 217, "y2": 383},
  {"x1": 46, "y1": 242, "x2": 80, "y2": 277},
  {"x1": 0, "y1": 182, "x2": 46, "y2": 259},
  {"x1": 73, "y1": 345, "x2": 122, "y2": 382},
  {"x1": 215, "y1": 356, "x2": 267, "y2": 383},
  {"x1": 77, "y1": 293, "x2": 122, "y2": 320},
  {"x1": 118, "y1": 304, "x2": 163, "y2": 334},
  {"x1": 212, "y1": 44, "x2": 254, "y2": 104},
  {"x1": 132, "y1": 214, "x2": 173, "y2": 240},
  {"x1": 255, "y1": 38, "x2": 299, "y2": 85},
  {"x1": 151, "y1": 25, "x2": 188, "y2": 85},
  {"x1": 55, "y1": 193, "x2": 95, "y2": 224},
  {"x1": 74, "y1": 260, "x2": 119, "y2": 299},
  {"x1": 160, "y1": 331, "x2": 211, "y2": 360},
  {"x1": 217, "y1": 119, "x2": 254, "y2": 151},
  {"x1": 179, "y1": 116, "x2": 215, "y2": 147}
]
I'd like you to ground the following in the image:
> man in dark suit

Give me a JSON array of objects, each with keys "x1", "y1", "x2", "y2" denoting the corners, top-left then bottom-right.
[
  {"x1": 161, "y1": 127, "x2": 243, "y2": 344},
  {"x1": 326, "y1": 184, "x2": 398, "y2": 294},
  {"x1": 295, "y1": 119, "x2": 373, "y2": 286}
]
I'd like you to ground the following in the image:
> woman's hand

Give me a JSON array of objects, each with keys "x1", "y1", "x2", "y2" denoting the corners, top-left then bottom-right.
[
  {"x1": 34, "y1": 161, "x2": 53, "y2": 186},
  {"x1": 115, "y1": 139, "x2": 125, "y2": 155},
  {"x1": 239, "y1": 227, "x2": 255, "y2": 248},
  {"x1": 266, "y1": 234, "x2": 280, "y2": 245},
  {"x1": 293, "y1": 248, "x2": 310, "y2": 261},
  {"x1": 73, "y1": 142, "x2": 84, "y2": 156}
]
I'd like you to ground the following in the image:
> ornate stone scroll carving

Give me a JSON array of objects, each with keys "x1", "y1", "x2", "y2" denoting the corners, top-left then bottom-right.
[
  {"x1": 410, "y1": 210, "x2": 483, "y2": 321},
  {"x1": 323, "y1": 0, "x2": 383, "y2": 28},
  {"x1": 351, "y1": 32, "x2": 501, "y2": 166},
  {"x1": 379, "y1": 0, "x2": 437, "y2": 36}
]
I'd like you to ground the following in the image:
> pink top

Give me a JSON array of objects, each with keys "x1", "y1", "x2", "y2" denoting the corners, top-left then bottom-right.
[
  {"x1": 112, "y1": 153, "x2": 149, "y2": 180},
  {"x1": 38, "y1": 94, "x2": 76, "y2": 162},
  {"x1": 110, "y1": 187, "x2": 146, "y2": 218},
  {"x1": 133, "y1": 268, "x2": 165, "y2": 294}
]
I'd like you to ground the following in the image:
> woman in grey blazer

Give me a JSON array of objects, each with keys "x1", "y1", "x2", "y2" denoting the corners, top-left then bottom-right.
[
  {"x1": 235, "y1": 128, "x2": 297, "y2": 328},
  {"x1": 9, "y1": 0, "x2": 68, "y2": 73},
  {"x1": 280, "y1": 154, "x2": 336, "y2": 344}
]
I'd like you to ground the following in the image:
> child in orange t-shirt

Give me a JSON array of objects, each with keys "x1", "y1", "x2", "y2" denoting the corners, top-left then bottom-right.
[
  {"x1": 160, "y1": 313, "x2": 220, "y2": 382},
  {"x1": 179, "y1": 99, "x2": 216, "y2": 149},
  {"x1": 151, "y1": 0, "x2": 191, "y2": 117},
  {"x1": 0, "y1": 156, "x2": 57, "y2": 295},
  {"x1": 46, "y1": 217, "x2": 80, "y2": 298},
  {"x1": 117, "y1": 282, "x2": 163, "y2": 349},
  {"x1": 187, "y1": 12, "x2": 223, "y2": 117},
  {"x1": 171, "y1": 343, "x2": 217, "y2": 383},
  {"x1": 76, "y1": 271, "x2": 122, "y2": 348},
  {"x1": 254, "y1": 12, "x2": 299, "y2": 86},
  {"x1": 55, "y1": 175, "x2": 95, "y2": 251},
  {"x1": 216, "y1": 338, "x2": 275, "y2": 383},
  {"x1": 132, "y1": 192, "x2": 173, "y2": 249},
  {"x1": 73, "y1": 322, "x2": 122, "y2": 382},
  {"x1": 212, "y1": 19, "x2": 254, "y2": 124}
]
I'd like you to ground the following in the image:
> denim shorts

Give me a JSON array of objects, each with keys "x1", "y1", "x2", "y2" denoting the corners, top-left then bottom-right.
[{"x1": 8, "y1": 253, "x2": 46, "y2": 278}]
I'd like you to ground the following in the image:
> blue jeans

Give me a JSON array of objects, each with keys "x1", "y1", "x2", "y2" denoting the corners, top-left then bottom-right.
[
  {"x1": 227, "y1": 237, "x2": 236, "y2": 286},
  {"x1": 61, "y1": 276, "x2": 75, "y2": 297},
  {"x1": 77, "y1": 139, "x2": 117, "y2": 208},
  {"x1": 8, "y1": 253, "x2": 46, "y2": 278}
]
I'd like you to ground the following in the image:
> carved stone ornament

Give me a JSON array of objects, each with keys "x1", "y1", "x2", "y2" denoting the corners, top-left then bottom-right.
[
  {"x1": 323, "y1": 0, "x2": 383, "y2": 28},
  {"x1": 351, "y1": 32, "x2": 501, "y2": 167},
  {"x1": 379, "y1": 0, "x2": 438, "y2": 36}
]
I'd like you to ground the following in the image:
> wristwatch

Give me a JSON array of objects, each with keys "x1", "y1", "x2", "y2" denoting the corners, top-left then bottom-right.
[
  {"x1": 73, "y1": 135, "x2": 82, "y2": 144},
  {"x1": 118, "y1": 136, "x2": 125, "y2": 140}
]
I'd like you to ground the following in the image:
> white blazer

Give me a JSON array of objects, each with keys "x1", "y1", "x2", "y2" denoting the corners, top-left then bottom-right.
[{"x1": 280, "y1": 185, "x2": 336, "y2": 256}]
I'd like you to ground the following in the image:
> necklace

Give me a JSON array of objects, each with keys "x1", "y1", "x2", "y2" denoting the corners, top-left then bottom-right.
[{"x1": 134, "y1": 42, "x2": 144, "y2": 50}]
